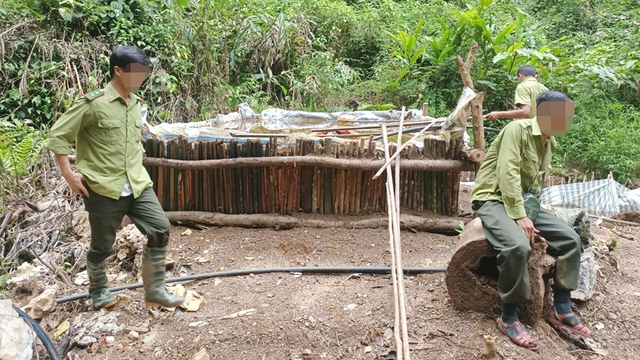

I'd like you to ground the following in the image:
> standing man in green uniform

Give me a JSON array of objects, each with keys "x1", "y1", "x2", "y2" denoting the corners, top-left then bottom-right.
[
  {"x1": 471, "y1": 91, "x2": 592, "y2": 351},
  {"x1": 484, "y1": 65, "x2": 548, "y2": 121},
  {"x1": 47, "y1": 46, "x2": 184, "y2": 310}
]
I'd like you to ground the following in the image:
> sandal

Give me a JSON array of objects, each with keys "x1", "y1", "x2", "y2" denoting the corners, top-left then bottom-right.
[
  {"x1": 547, "y1": 308, "x2": 592, "y2": 338},
  {"x1": 497, "y1": 317, "x2": 540, "y2": 351}
]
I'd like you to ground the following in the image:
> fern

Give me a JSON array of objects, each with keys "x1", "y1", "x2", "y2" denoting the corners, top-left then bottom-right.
[{"x1": 0, "y1": 131, "x2": 42, "y2": 178}]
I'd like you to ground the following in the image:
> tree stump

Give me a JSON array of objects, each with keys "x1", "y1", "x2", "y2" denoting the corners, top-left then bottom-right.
[{"x1": 446, "y1": 218, "x2": 556, "y2": 324}]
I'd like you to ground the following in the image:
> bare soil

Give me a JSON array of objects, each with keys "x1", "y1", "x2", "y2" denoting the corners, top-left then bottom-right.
[{"x1": 4, "y1": 187, "x2": 640, "y2": 360}]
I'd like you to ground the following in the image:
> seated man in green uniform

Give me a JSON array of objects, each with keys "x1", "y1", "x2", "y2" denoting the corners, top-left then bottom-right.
[
  {"x1": 471, "y1": 90, "x2": 592, "y2": 351},
  {"x1": 484, "y1": 65, "x2": 548, "y2": 121},
  {"x1": 47, "y1": 46, "x2": 184, "y2": 310}
]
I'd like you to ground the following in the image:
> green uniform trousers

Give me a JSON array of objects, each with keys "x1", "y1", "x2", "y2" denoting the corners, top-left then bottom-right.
[
  {"x1": 472, "y1": 200, "x2": 582, "y2": 304},
  {"x1": 83, "y1": 186, "x2": 171, "y2": 263}
]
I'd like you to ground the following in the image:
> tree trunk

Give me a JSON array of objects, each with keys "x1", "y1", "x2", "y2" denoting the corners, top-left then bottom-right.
[
  {"x1": 445, "y1": 218, "x2": 555, "y2": 324},
  {"x1": 165, "y1": 212, "x2": 465, "y2": 235}
]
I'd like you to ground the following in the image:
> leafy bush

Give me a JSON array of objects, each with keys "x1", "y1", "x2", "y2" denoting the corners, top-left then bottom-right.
[
  {"x1": 555, "y1": 101, "x2": 640, "y2": 185},
  {"x1": 0, "y1": 0, "x2": 639, "y2": 183}
]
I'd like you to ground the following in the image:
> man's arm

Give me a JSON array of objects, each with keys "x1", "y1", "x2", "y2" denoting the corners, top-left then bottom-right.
[
  {"x1": 495, "y1": 124, "x2": 539, "y2": 242},
  {"x1": 46, "y1": 99, "x2": 91, "y2": 197},
  {"x1": 484, "y1": 104, "x2": 531, "y2": 120},
  {"x1": 55, "y1": 154, "x2": 89, "y2": 197}
]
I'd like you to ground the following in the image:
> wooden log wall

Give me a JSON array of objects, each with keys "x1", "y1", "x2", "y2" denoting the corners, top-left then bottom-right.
[{"x1": 143, "y1": 137, "x2": 464, "y2": 216}]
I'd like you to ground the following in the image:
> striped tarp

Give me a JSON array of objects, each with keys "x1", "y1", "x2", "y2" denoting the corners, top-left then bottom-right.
[{"x1": 540, "y1": 178, "x2": 640, "y2": 217}]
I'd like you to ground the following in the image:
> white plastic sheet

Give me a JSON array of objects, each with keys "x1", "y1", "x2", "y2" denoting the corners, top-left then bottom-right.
[{"x1": 540, "y1": 178, "x2": 640, "y2": 217}]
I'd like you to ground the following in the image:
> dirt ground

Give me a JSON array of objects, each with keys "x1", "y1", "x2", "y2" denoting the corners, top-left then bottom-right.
[{"x1": 4, "y1": 189, "x2": 640, "y2": 360}]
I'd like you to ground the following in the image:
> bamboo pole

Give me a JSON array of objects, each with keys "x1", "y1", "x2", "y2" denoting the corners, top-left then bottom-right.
[
  {"x1": 309, "y1": 119, "x2": 441, "y2": 132},
  {"x1": 382, "y1": 124, "x2": 410, "y2": 360},
  {"x1": 381, "y1": 124, "x2": 404, "y2": 360},
  {"x1": 372, "y1": 121, "x2": 440, "y2": 179}
]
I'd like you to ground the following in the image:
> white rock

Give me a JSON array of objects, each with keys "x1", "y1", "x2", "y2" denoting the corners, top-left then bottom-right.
[
  {"x1": 77, "y1": 336, "x2": 98, "y2": 347},
  {"x1": 6, "y1": 262, "x2": 49, "y2": 290},
  {"x1": 105, "y1": 336, "x2": 115, "y2": 344},
  {"x1": 72, "y1": 309, "x2": 125, "y2": 347},
  {"x1": 0, "y1": 300, "x2": 35, "y2": 360},
  {"x1": 74, "y1": 271, "x2": 89, "y2": 286},
  {"x1": 189, "y1": 321, "x2": 208, "y2": 328},
  {"x1": 23, "y1": 288, "x2": 57, "y2": 319},
  {"x1": 343, "y1": 304, "x2": 357, "y2": 311},
  {"x1": 572, "y1": 247, "x2": 598, "y2": 301},
  {"x1": 128, "y1": 330, "x2": 140, "y2": 339}
]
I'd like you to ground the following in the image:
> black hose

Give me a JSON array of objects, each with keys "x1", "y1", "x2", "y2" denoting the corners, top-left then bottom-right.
[
  {"x1": 55, "y1": 266, "x2": 446, "y2": 304},
  {"x1": 12, "y1": 305, "x2": 62, "y2": 360}
]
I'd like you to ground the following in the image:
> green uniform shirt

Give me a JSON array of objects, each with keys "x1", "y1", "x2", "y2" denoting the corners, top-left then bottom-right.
[
  {"x1": 46, "y1": 83, "x2": 152, "y2": 200},
  {"x1": 471, "y1": 118, "x2": 557, "y2": 219},
  {"x1": 514, "y1": 77, "x2": 548, "y2": 119}
]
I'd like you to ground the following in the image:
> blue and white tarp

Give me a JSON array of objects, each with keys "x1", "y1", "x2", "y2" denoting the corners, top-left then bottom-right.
[{"x1": 540, "y1": 178, "x2": 640, "y2": 217}]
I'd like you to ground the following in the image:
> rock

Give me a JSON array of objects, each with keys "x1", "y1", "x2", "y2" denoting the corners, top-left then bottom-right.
[
  {"x1": 72, "y1": 209, "x2": 91, "y2": 238},
  {"x1": 188, "y1": 321, "x2": 208, "y2": 328},
  {"x1": 364, "y1": 346, "x2": 372, "y2": 353},
  {"x1": 343, "y1": 304, "x2": 357, "y2": 311},
  {"x1": 23, "y1": 288, "x2": 57, "y2": 319},
  {"x1": 609, "y1": 312, "x2": 618, "y2": 321},
  {"x1": 77, "y1": 336, "x2": 98, "y2": 347},
  {"x1": 72, "y1": 309, "x2": 125, "y2": 347},
  {"x1": 129, "y1": 331, "x2": 140, "y2": 339},
  {"x1": 106, "y1": 336, "x2": 115, "y2": 344},
  {"x1": 0, "y1": 300, "x2": 35, "y2": 360},
  {"x1": 6, "y1": 262, "x2": 49, "y2": 290},
  {"x1": 191, "y1": 348, "x2": 210, "y2": 360},
  {"x1": 74, "y1": 270, "x2": 90, "y2": 286},
  {"x1": 572, "y1": 247, "x2": 598, "y2": 301}
]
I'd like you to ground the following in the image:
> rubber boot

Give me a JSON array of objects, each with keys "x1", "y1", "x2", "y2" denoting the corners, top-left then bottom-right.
[
  {"x1": 86, "y1": 260, "x2": 118, "y2": 309},
  {"x1": 141, "y1": 245, "x2": 185, "y2": 307}
]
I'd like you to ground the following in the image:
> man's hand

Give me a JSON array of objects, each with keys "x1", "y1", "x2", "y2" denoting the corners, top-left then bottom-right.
[
  {"x1": 55, "y1": 154, "x2": 89, "y2": 197},
  {"x1": 483, "y1": 112, "x2": 501, "y2": 121},
  {"x1": 63, "y1": 171, "x2": 89, "y2": 197},
  {"x1": 516, "y1": 217, "x2": 539, "y2": 244}
]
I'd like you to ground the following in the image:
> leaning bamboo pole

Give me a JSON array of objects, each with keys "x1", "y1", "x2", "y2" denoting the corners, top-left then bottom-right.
[
  {"x1": 381, "y1": 124, "x2": 404, "y2": 360},
  {"x1": 389, "y1": 109, "x2": 411, "y2": 359}
]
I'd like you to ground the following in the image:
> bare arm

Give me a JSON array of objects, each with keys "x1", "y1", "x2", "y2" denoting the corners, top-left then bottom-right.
[
  {"x1": 484, "y1": 105, "x2": 531, "y2": 120},
  {"x1": 55, "y1": 154, "x2": 89, "y2": 197}
]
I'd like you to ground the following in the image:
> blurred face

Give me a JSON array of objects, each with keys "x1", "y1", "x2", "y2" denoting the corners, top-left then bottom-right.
[
  {"x1": 113, "y1": 62, "x2": 150, "y2": 92},
  {"x1": 536, "y1": 100, "x2": 575, "y2": 137}
]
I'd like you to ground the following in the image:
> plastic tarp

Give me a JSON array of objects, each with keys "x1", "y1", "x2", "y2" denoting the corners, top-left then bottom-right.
[
  {"x1": 540, "y1": 178, "x2": 640, "y2": 217},
  {"x1": 435, "y1": 87, "x2": 476, "y2": 143},
  {"x1": 140, "y1": 88, "x2": 479, "y2": 146}
]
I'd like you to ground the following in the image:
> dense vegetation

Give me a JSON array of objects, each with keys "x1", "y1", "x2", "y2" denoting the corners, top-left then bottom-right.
[{"x1": 1, "y1": 0, "x2": 639, "y2": 203}]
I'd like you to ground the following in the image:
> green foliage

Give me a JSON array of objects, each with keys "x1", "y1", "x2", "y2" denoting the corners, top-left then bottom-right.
[
  {"x1": 0, "y1": 0, "x2": 639, "y2": 183},
  {"x1": 556, "y1": 101, "x2": 640, "y2": 184},
  {"x1": 0, "y1": 273, "x2": 10, "y2": 293},
  {"x1": 387, "y1": 19, "x2": 428, "y2": 86}
]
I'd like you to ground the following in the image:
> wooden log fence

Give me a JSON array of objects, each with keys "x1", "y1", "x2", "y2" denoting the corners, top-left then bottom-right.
[{"x1": 138, "y1": 137, "x2": 469, "y2": 216}]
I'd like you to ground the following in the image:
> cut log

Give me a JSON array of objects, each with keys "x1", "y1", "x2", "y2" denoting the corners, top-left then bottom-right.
[
  {"x1": 68, "y1": 155, "x2": 475, "y2": 172},
  {"x1": 445, "y1": 218, "x2": 555, "y2": 324},
  {"x1": 461, "y1": 147, "x2": 485, "y2": 163},
  {"x1": 165, "y1": 212, "x2": 465, "y2": 235}
]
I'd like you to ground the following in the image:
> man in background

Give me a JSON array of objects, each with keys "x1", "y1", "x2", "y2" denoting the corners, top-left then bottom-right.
[{"x1": 484, "y1": 65, "x2": 548, "y2": 121}]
